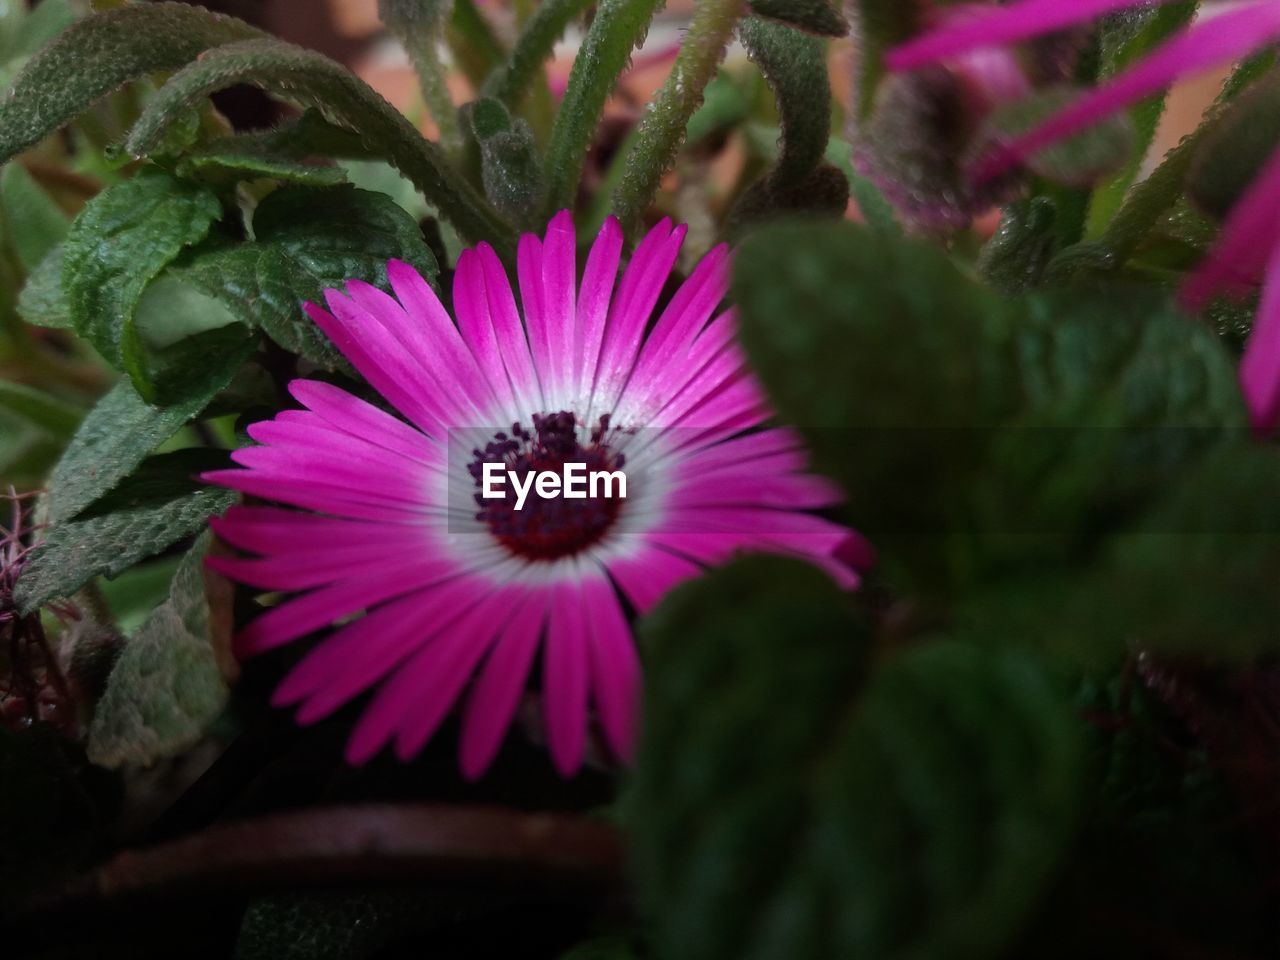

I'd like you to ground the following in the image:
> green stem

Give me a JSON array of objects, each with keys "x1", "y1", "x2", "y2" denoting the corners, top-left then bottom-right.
[
  {"x1": 542, "y1": 0, "x2": 667, "y2": 219},
  {"x1": 485, "y1": 0, "x2": 592, "y2": 109},
  {"x1": 448, "y1": 0, "x2": 508, "y2": 90},
  {"x1": 611, "y1": 0, "x2": 747, "y2": 237},
  {"x1": 405, "y1": 33, "x2": 463, "y2": 152}
]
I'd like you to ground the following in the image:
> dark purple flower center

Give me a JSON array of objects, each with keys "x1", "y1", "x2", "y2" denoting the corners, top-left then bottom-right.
[{"x1": 468, "y1": 411, "x2": 626, "y2": 561}]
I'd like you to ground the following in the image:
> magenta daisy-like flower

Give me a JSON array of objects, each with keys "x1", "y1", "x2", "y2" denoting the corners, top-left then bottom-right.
[
  {"x1": 204, "y1": 212, "x2": 865, "y2": 778},
  {"x1": 887, "y1": 0, "x2": 1280, "y2": 434}
]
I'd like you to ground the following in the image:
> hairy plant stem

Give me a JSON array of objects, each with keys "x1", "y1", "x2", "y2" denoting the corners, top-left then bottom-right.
[{"x1": 611, "y1": 0, "x2": 747, "y2": 238}]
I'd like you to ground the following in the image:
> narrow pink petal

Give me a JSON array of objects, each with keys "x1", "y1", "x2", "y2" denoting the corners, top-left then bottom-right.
[
  {"x1": 668, "y1": 473, "x2": 843, "y2": 511},
  {"x1": 539, "y1": 210, "x2": 578, "y2": 405},
  {"x1": 459, "y1": 592, "x2": 547, "y2": 780},
  {"x1": 575, "y1": 217, "x2": 624, "y2": 402},
  {"x1": 887, "y1": 0, "x2": 1176, "y2": 72},
  {"x1": 980, "y1": 2, "x2": 1280, "y2": 180},
  {"x1": 1182, "y1": 144, "x2": 1280, "y2": 310},
  {"x1": 245, "y1": 419, "x2": 434, "y2": 479},
  {"x1": 288, "y1": 380, "x2": 436, "y2": 465},
  {"x1": 342, "y1": 577, "x2": 501, "y2": 764},
  {"x1": 210, "y1": 506, "x2": 426, "y2": 554},
  {"x1": 233, "y1": 561, "x2": 456, "y2": 656},
  {"x1": 391, "y1": 588, "x2": 524, "y2": 760},
  {"x1": 479, "y1": 242, "x2": 545, "y2": 415},
  {"x1": 369, "y1": 266, "x2": 501, "y2": 420},
  {"x1": 202, "y1": 470, "x2": 423, "y2": 522},
  {"x1": 582, "y1": 578, "x2": 640, "y2": 763},
  {"x1": 207, "y1": 548, "x2": 429, "y2": 592},
  {"x1": 452, "y1": 249, "x2": 519, "y2": 423},
  {"x1": 1239, "y1": 245, "x2": 1280, "y2": 435},
  {"x1": 544, "y1": 577, "x2": 591, "y2": 776},
  {"x1": 306, "y1": 300, "x2": 444, "y2": 437},
  {"x1": 605, "y1": 546, "x2": 703, "y2": 613},
  {"x1": 591, "y1": 219, "x2": 685, "y2": 416},
  {"x1": 276, "y1": 584, "x2": 469, "y2": 720},
  {"x1": 517, "y1": 232, "x2": 552, "y2": 399},
  {"x1": 617, "y1": 243, "x2": 729, "y2": 418}
]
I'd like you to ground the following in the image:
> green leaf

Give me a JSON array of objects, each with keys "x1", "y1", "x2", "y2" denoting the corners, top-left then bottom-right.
[
  {"x1": 17, "y1": 244, "x2": 71, "y2": 329},
  {"x1": 466, "y1": 100, "x2": 545, "y2": 229},
  {"x1": 173, "y1": 185, "x2": 438, "y2": 369},
  {"x1": 978, "y1": 197, "x2": 1059, "y2": 294},
  {"x1": 483, "y1": 0, "x2": 592, "y2": 108},
  {"x1": 0, "y1": 378, "x2": 82, "y2": 438},
  {"x1": 609, "y1": 0, "x2": 746, "y2": 235},
  {"x1": 61, "y1": 168, "x2": 223, "y2": 396},
  {"x1": 16, "y1": 450, "x2": 235, "y2": 614},
  {"x1": 0, "y1": 1, "x2": 263, "y2": 164},
  {"x1": 87, "y1": 531, "x2": 233, "y2": 768},
  {"x1": 0, "y1": 162, "x2": 68, "y2": 271},
  {"x1": 1085, "y1": 0, "x2": 1198, "y2": 234},
  {"x1": 46, "y1": 344, "x2": 250, "y2": 524},
  {"x1": 733, "y1": 220, "x2": 1019, "y2": 544},
  {"x1": 378, "y1": 0, "x2": 462, "y2": 150},
  {"x1": 542, "y1": 0, "x2": 665, "y2": 218},
  {"x1": 747, "y1": 0, "x2": 846, "y2": 38},
  {"x1": 176, "y1": 114, "x2": 363, "y2": 187},
  {"x1": 633, "y1": 556, "x2": 1084, "y2": 960},
  {"x1": 1188, "y1": 70, "x2": 1280, "y2": 222},
  {"x1": 979, "y1": 86, "x2": 1134, "y2": 187},
  {"x1": 123, "y1": 37, "x2": 514, "y2": 252},
  {"x1": 6, "y1": 0, "x2": 79, "y2": 62}
]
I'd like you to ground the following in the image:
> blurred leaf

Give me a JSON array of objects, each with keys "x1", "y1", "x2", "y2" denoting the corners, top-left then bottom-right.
[
  {"x1": 633, "y1": 556, "x2": 1084, "y2": 960},
  {"x1": 449, "y1": 0, "x2": 509, "y2": 90},
  {"x1": 134, "y1": 273, "x2": 243, "y2": 351},
  {"x1": 46, "y1": 343, "x2": 250, "y2": 524},
  {"x1": 62, "y1": 168, "x2": 222, "y2": 397},
  {"x1": 88, "y1": 531, "x2": 233, "y2": 768},
  {"x1": 176, "y1": 114, "x2": 362, "y2": 187},
  {"x1": 1102, "y1": 445, "x2": 1280, "y2": 661},
  {"x1": 542, "y1": 0, "x2": 664, "y2": 216},
  {"x1": 377, "y1": 0, "x2": 461, "y2": 150},
  {"x1": 1188, "y1": 70, "x2": 1280, "y2": 222},
  {"x1": 559, "y1": 937, "x2": 638, "y2": 960},
  {"x1": 16, "y1": 244, "x2": 71, "y2": 329},
  {"x1": 124, "y1": 37, "x2": 514, "y2": 252},
  {"x1": 824, "y1": 137, "x2": 899, "y2": 234},
  {"x1": 16, "y1": 449, "x2": 235, "y2": 614},
  {"x1": 0, "y1": 1, "x2": 263, "y2": 164},
  {"x1": 1086, "y1": 0, "x2": 1197, "y2": 234},
  {"x1": 173, "y1": 185, "x2": 438, "y2": 369},
  {"x1": 685, "y1": 70, "x2": 750, "y2": 146},
  {"x1": 99, "y1": 555, "x2": 184, "y2": 636},
  {"x1": 0, "y1": 378, "x2": 82, "y2": 438},
  {"x1": 483, "y1": 0, "x2": 592, "y2": 108},
  {"x1": 979, "y1": 86, "x2": 1134, "y2": 187},
  {"x1": 0, "y1": 162, "x2": 68, "y2": 271},
  {"x1": 978, "y1": 198, "x2": 1059, "y2": 293},
  {"x1": 747, "y1": 0, "x2": 846, "y2": 38},
  {"x1": 848, "y1": 0, "x2": 922, "y2": 117}
]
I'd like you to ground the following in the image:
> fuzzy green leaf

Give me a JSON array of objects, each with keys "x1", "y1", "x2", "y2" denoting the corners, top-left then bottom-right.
[
  {"x1": 848, "y1": 0, "x2": 923, "y2": 117},
  {"x1": 542, "y1": 0, "x2": 665, "y2": 217},
  {"x1": 61, "y1": 168, "x2": 223, "y2": 397},
  {"x1": 15, "y1": 450, "x2": 235, "y2": 613},
  {"x1": 0, "y1": 162, "x2": 68, "y2": 271},
  {"x1": 747, "y1": 0, "x2": 846, "y2": 37},
  {"x1": 87, "y1": 531, "x2": 233, "y2": 768},
  {"x1": 173, "y1": 185, "x2": 437, "y2": 369},
  {"x1": 124, "y1": 38, "x2": 514, "y2": 252},
  {"x1": 1188, "y1": 70, "x2": 1280, "y2": 222},
  {"x1": 633, "y1": 556, "x2": 1084, "y2": 960},
  {"x1": 610, "y1": 0, "x2": 746, "y2": 235},
  {"x1": 1085, "y1": 1, "x2": 1198, "y2": 234},
  {"x1": 46, "y1": 345, "x2": 251, "y2": 525},
  {"x1": 0, "y1": 1, "x2": 263, "y2": 164},
  {"x1": 467, "y1": 100, "x2": 545, "y2": 228},
  {"x1": 979, "y1": 197, "x2": 1059, "y2": 294}
]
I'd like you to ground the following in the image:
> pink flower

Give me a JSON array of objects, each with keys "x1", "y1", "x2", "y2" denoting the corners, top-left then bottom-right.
[
  {"x1": 887, "y1": 0, "x2": 1280, "y2": 434},
  {"x1": 204, "y1": 213, "x2": 866, "y2": 778}
]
